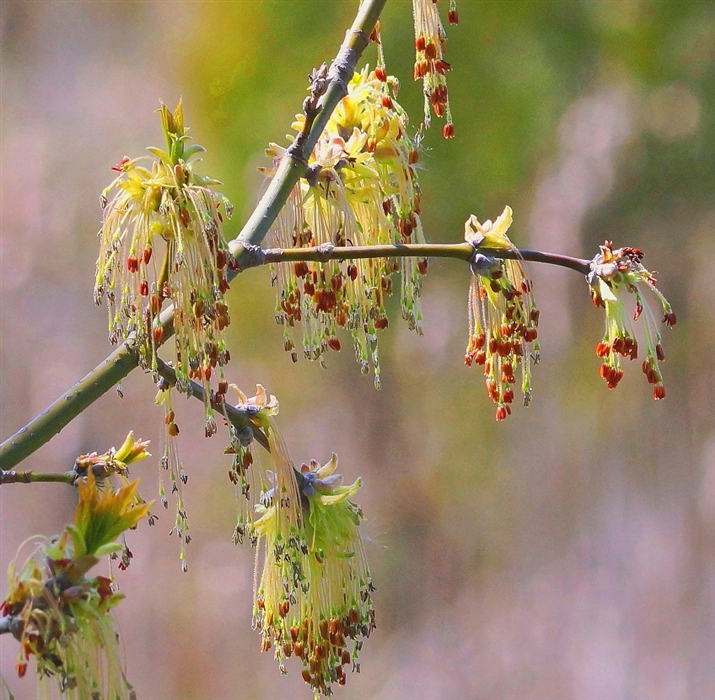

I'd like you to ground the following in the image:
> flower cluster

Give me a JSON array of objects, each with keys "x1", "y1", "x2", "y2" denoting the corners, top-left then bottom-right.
[
  {"x1": 412, "y1": 0, "x2": 458, "y2": 137},
  {"x1": 225, "y1": 387, "x2": 374, "y2": 696},
  {"x1": 94, "y1": 101, "x2": 234, "y2": 432},
  {"x1": 463, "y1": 207, "x2": 540, "y2": 420},
  {"x1": 587, "y1": 241, "x2": 676, "y2": 398},
  {"x1": 1, "y1": 463, "x2": 151, "y2": 699},
  {"x1": 263, "y1": 66, "x2": 427, "y2": 388}
]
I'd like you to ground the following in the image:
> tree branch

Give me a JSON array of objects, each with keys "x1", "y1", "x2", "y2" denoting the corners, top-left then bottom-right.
[{"x1": 259, "y1": 242, "x2": 591, "y2": 275}]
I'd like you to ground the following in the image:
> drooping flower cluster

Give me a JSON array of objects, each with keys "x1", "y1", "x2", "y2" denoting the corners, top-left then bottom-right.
[
  {"x1": 464, "y1": 207, "x2": 540, "y2": 420},
  {"x1": 587, "y1": 241, "x2": 676, "y2": 398},
  {"x1": 225, "y1": 387, "x2": 374, "y2": 696},
  {"x1": 412, "y1": 0, "x2": 458, "y2": 137},
  {"x1": 94, "y1": 101, "x2": 234, "y2": 432},
  {"x1": 263, "y1": 66, "x2": 427, "y2": 388},
  {"x1": 1, "y1": 456, "x2": 151, "y2": 699}
]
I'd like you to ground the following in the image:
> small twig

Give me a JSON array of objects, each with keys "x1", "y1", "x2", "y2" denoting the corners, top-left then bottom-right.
[
  {"x1": 259, "y1": 242, "x2": 591, "y2": 275},
  {"x1": 0, "y1": 469, "x2": 75, "y2": 486}
]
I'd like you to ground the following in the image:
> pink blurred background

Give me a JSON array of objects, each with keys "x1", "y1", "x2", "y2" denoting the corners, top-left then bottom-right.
[{"x1": 1, "y1": 2, "x2": 713, "y2": 698}]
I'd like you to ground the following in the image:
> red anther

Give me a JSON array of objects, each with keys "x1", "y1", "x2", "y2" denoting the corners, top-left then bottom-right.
[
  {"x1": 327, "y1": 336, "x2": 341, "y2": 351},
  {"x1": 303, "y1": 280, "x2": 315, "y2": 296},
  {"x1": 139, "y1": 279, "x2": 149, "y2": 297},
  {"x1": 424, "y1": 42, "x2": 438, "y2": 60},
  {"x1": 294, "y1": 261, "x2": 309, "y2": 278},
  {"x1": 656, "y1": 343, "x2": 665, "y2": 361},
  {"x1": 374, "y1": 315, "x2": 389, "y2": 330},
  {"x1": 408, "y1": 149, "x2": 419, "y2": 165},
  {"x1": 217, "y1": 380, "x2": 228, "y2": 396},
  {"x1": 442, "y1": 122, "x2": 455, "y2": 139},
  {"x1": 126, "y1": 255, "x2": 139, "y2": 273},
  {"x1": 474, "y1": 350, "x2": 486, "y2": 365},
  {"x1": 525, "y1": 328, "x2": 538, "y2": 342},
  {"x1": 596, "y1": 341, "x2": 610, "y2": 357},
  {"x1": 663, "y1": 311, "x2": 677, "y2": 326},
  {"x1": 382, "y1": 198, "x2": 392, "y2": 215},
  {"x1": 168, "y1": 421, "x2": 179, "y2": 437},
  {"x1": 173, "y1": 163, "x2": 184, "y2": 183},
  {"x1": 435, "y1": 59, "x2": 452, "y2": 75},
  {"x1": 503, "y1": 388, "x2": 514, "y2": 404},
  {"x1": 375, "y1": 66, "x2": 387, "y2": 82},
  {"x1": 111, "y1": 156, "x2": 130, "y2": 172},
  {"x1": 495, "y1": 405, "x2": 509, "y2": 421},
  {"x1": 530, "y1": 308, "x2": 540, "y2": 324},
  {"x1": 417, "y1": 258, "x2": 429, "y2": 275},
  {"x1": 433, "y1": 101, "x2": 445, "y2": 117},
  {"x1": 448, "y1": 8, "x2": 459, "y2": 24},
  {"x1": 347, "y1": 264, "x2": 358, "y2": 281},
  {"x1": 143, "y1": 247, "x2": 153, "y2": 265},
  {"x1": 150, "y1": 294, "x2": 161, "y2": 315},
  {"x1": 153, "y1": 326, "x2": 164, "y2": 345},
  {"x1": 415, "y1": 36, "x2": 426, "y2": 52},
  {"x1": 653, "y1": 384, "x2": 665, "y2": 400},
  {"x1": 216, "y1": 249, "x2": 227, "y2": 269},
  {"x1": 413, "y1": 61, "x2": 428, "y2": 80},
  {"x1": 366, "y1": 137, "x2": 377, "y2": 153},
  {"x1": 381, "y1": 95, "x2": 393, "y2": 109}
]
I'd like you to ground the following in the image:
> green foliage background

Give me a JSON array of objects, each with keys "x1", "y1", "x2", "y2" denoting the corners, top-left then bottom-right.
[{"x1": 1, "y1": 1, "x2": 713, "y2": 698}]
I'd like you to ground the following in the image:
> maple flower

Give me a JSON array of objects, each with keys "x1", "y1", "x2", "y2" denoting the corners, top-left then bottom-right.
[
  {"x1": 252, "y1": 453, "x2": 374, "y2": 696},
  {"x1": 263, "y1": 66, "x2": 427, "y2": 388},
  {"x1": 1, "y1": 470, "x2": 149, "y2": 698},
  {"x1": 464, "y1": 207, "x2": 540, "y2": 420},
  {"x1": 587, "y1": 241, "x2": 676, "y2": 398},
  {"x1": 94, "y1": 100, "x2": 233, "y2": 434},
  {"x1": 412, "y1": 0, "x2": 457, "y2": 135}
]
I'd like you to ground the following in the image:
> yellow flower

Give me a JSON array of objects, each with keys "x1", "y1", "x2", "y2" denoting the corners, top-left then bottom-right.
[
  {"x1": 265, "y1": 67, "x2": 427, "y2": 387},
  {"x1": 253, "y1": 453, "x2": 374, "y2": 695},
  {"x1": 69, "y1": 470, "x2": 151, "y2": 562},
  {"x1": 464, "y1": 207, "x2": 540, "y2": 420},
  {"x1": 588, "y1": 241, "x2": 676, "y2": 398},
  {"x1": 94, "y1": 101, "x2": 233, "y2": 435}
]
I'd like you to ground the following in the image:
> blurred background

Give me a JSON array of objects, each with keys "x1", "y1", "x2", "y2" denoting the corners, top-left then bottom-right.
[{"x1": 1, "y1": 1, "x2": 713, "y2": 698}]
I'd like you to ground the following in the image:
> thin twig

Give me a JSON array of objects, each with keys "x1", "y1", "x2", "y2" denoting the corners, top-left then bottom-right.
[
  {"x1": 260, "y1": 242, "x2": 591, "y2": 275},
  {"x1": 0, "y1": 470, "x2": 75, "y2": 486}
]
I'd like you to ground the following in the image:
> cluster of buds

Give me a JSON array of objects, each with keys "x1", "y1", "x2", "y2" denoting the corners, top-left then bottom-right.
[
  {"x1": 1, "y1": 454, "x2": 151, "y2": 699},
  {"x1": 263, "y1": 67, "x2": 427, "y2": 388},
  {"x1": 94, "y1": 101, "x2": 234, "y2": 433},
  {"x1": 412, "y1": 0, "x2": 458, "y2": 137},
  {"x1": 588, "y1": 241, "x2": 676, "y2": 398},
  {"x1": 464, "y1": 207, "x2": 540, "y2": 420},
  {"x1": 224, "y1": 387, "x2": 374, "y2": 695}
]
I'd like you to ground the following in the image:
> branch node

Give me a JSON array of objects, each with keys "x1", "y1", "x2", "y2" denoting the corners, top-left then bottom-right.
[{"x1": 315, "y1": 242, "x2": 335, "y2": 261}]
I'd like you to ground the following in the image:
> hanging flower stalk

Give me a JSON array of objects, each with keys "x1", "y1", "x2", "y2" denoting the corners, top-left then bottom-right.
[
  {"x1": 464, "y1": 206, "x2": 540, "y2": 420},
  {"x1": 412, "y1": 0, "x2": 458, "y2": 137},
  {"x1": 262, "y1": 66, "x2": 427, "y2": 388},
  {"x1": 225, "y1": 387, "x2": 374, "y2": 696},
  {"x1": 587, "y1": 241, "x2": 676, "y2": 398},
  {"x1": 1, "y1": 460, "x2": 151, "y2": 700},
  {"x1": 94, "y1": 101, "x2": 234, "y2": 433}
]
